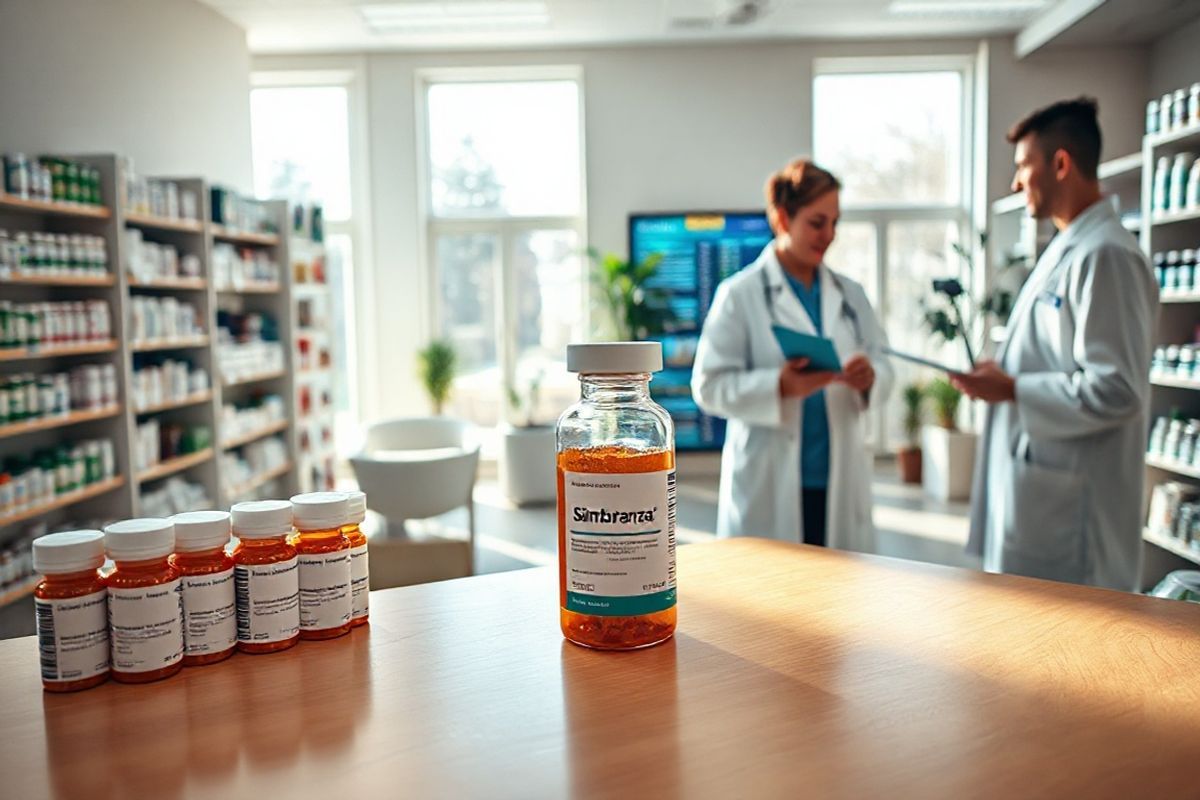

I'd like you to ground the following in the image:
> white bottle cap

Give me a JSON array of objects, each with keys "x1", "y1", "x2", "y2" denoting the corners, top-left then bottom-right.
[
  {"x1": 104, "y1": 518, "x2": 175, "y2": 562},
  {"x1": 345, "y1": 491, "x2": 366, "y2": 525},
  {"x1": 231, "y1": 500, "x2": 293, "y2": 539},
  {"x1": 290, "y1": 492, "x2": 350, "y2": 531},
  {"x1": 171, "y1": 510, "x2": 232, "y2": 552},
  {"x1": 32, "y1": 530, "x2": 105, "y2": 575},
  {"x1": 566, "y1": 342, "x2": 662, "y2": 374}
]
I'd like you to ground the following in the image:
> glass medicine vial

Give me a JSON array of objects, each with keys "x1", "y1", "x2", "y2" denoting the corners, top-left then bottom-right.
[
  {"x1": 343, "y1": 490, "x2": 370, "y2": 627},
  {"x1": 557, "y1": 342, "x2": 677, "y2": 650},
  {"x1": 170, "y1": 510, "x2": 236, "y2": 666},
  {"x1": 231, "y1": 500, "x2": 300, "y2": 654},
  {"x1": 103, "y1": 518, "x2": 185, "y2": 683},
  {"x1": 33, "y1": 530, "x2": 110, "y2": 692},
  {"x1": 290, "y1": 492, "x2": 353, "y2": 640}
]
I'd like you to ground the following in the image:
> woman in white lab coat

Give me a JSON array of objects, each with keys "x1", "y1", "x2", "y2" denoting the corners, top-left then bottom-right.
[{"x1": 691, "y1": 159, "x2": 892, "y2": 550}]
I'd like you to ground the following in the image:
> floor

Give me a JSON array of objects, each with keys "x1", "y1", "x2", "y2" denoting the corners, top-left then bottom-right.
[
  {"x1": 385, "y1": 459, "x2": 977, "y2": 577},
  {"x1": 0, "y1": 460, "x2": 973, "y2": 640}
]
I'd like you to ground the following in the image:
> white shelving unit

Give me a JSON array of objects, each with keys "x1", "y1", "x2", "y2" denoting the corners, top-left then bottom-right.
[
  {"x1": 1, "y1": 156, "x2": 304, "y2": 608},
  {"x1": 1141, "y1": 120, "x2": 1200, "y2": 588}
]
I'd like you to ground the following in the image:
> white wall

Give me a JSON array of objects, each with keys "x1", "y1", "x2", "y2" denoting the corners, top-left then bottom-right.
[
  {"x1": 1148, "y1": 15, "x2": 1200, "y2": 98},
  {"x1": 985, "y1": 40, "x2": 1147, "y2": 205},
  {"x1": 0, "y1": 0, "x2": 253, "y2": 189},
  {"x1": 257, "y1": 36, "x2": 1151, "y2": 420}
]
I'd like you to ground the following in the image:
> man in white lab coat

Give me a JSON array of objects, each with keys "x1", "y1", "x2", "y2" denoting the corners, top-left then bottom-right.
[{"x1": 954, "y1": 97, "x2": 1157, "y2": 591}]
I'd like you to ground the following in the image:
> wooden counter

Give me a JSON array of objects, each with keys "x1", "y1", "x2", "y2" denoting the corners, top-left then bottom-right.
[{"x1": 2, "y1": 538, "x2": 1199, "y2": 799}]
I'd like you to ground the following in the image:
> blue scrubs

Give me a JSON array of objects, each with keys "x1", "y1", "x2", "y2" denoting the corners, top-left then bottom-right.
[{"x1": 783, "y1": 270, "x2": 830, "y2": 490}]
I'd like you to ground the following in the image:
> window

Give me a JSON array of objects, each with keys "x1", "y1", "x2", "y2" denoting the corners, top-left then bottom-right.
[
  {"x1": 814, "y1": 58, "x2": 974, "y2": 449},
  {"x1": 250, "y1": 75, "x2": 365, "y2": 454},
  {"x1": 421, "y1": 70, "x2": 586, "y2": 429}
]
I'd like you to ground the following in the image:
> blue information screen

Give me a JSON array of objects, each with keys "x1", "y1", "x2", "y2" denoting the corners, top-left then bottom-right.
[{"x1": 629, "y1": 212, "x2": 773, "y2": 451}]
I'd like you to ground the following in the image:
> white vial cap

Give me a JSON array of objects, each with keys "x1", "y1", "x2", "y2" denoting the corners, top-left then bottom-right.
[
  {"x1": 104, "y1": 518, "x2": 175, "y2": 561},
  {"x1": 290, "y1": 492, "x2": 350, "y2": 531},
  {"x1": 231, "y1": 500, "x2": 293, "y2": 539},
  {"x1": 567, "y1": 342, "x2": 662, "y2": 374},
  {"x1": 33, "y1": 530, "x2": 105, "y2": 575},
  {"x1": 345, "y1": 491, "x2": 366, "y2": 525},
  {"x1": 171, "y1": 510, "x2": 232, "y2": 552}
]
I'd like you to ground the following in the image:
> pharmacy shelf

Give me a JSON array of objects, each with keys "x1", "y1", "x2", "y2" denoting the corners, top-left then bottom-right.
[
  {"x1": 136, "y1": 448, "x2": 214, "y2": 484},
  {"x1": 0, "y1": 273, "x2": 114, "y2": 287},
  {"x1": 210, "y1": 226, "x2": 279, "y2": 247},
  {"x1": 0, "y1": 340, "x2": 118, "y2": 362},
  {"x1": 1147, "y1": 123, "x2": 1200, "y2": 151},
  {"x1": 1146, "y1": 454, "x2": 1200, "y2": 481},
  {"x1": 134, "y1": 390, "x2": 213, "y2": 415},
  {"x1": 0, "y1": 405, "x2": 121, "y2": 441},
  {"x1": 1143, "y1": 528, "x2": 1200, "y2": 567},
  {"x1": 1160, "y1": 292, "x2": 1200, "y2": 304},
  {"x1": 127, "y1": 276, "x2": 207, "y2": 291},
  {"x1": 1098, "y1": 152, "x2": 1143, "y2": 180},
  {"x1": 292, "y1": 282, "x2": 330, "y2": 297},
  {"x1": 1151, "y1": 375, "x2": 1200, "y2": 390},
  {"x1": 221, "y1": 420, "x2": 289, "y2": 450},
  {"x1": 1150, "y1": 208, "x2": 1200, "y2": 228},
  {"x1": 222, "y1": 368, "x2": 286, "y2": 388},
  {"x1": 124, "y1": 213, "x2": 205, "y2": 234},
  {"x1": 215, "y1": 282, "x2": 281, "y2": 294},
  {"x1": 0, "y1": 193, "x2": 111, "y2": 219},
  {"x1": 0, "y1": 476, "x2": 125, "y2": 530},
  {"x1": 130, "y1": 335, "x2": 210, "y2": 353},
  {"x1": 0, "y1": 576, "x2": 39, "y2": 607},
  {"x1": 225, "y1": 460, "x2": 293, "y2": 499}
]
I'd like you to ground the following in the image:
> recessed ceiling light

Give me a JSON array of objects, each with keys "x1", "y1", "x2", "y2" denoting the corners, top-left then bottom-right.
[
  {"x1": 888, "y1": 0, "x2": 1048, "y2": 16},
  {"x1": 360, "y1": 2, "x2": 550, "y2": 33}
]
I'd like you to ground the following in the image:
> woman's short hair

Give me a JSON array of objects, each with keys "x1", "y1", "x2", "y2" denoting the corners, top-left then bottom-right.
[{"x1": 765, "y1": 159, "x2": 841, "y2": 232}]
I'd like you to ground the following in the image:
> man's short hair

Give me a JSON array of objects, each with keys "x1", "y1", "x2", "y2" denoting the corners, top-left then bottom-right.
[{"x1": 1007, "y1": 97, "x2": 1102, "y2": 180}]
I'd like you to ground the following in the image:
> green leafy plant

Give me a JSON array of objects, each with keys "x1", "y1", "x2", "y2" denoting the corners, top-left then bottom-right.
[
  {"x1": 588, "y1": 248, "x2": 676, "y2": 341},
  {"x1": 926, "y1": 378, "x2": 962, "y2": 430},
  {"x1": 506, "y1": 369, "x2": 545, "y2": 428},
  {"x1": 417, "y1": 339, "x2": 457, "y2": 415},
  {"x1": 902, "y1": 382, "x2": 925, "y2": 448}
]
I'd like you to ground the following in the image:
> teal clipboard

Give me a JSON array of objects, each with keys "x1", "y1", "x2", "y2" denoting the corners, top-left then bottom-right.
[{"x1": 771, "y1": 325, "x2": 842, "y2": 372}]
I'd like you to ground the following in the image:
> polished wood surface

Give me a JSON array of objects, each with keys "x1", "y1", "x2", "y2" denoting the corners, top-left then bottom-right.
[{"x1": 2, "y1": 538, "x2": 1199, "y2": 799}]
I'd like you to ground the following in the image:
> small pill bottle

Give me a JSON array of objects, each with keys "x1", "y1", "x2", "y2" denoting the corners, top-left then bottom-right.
[
  {"x1": 103, "y1": 518, "x2": 185, "y2": 683},
  {"x1": 231, "y1": 500, "x2": 300, "y2": 654},
  {"x1": 290, "y1": 492, "x2": 352, "y2": 640},
  {"x1": 33, "y1": 530, "x2": 110, "y2": 692},
  {"x1": 342, "y1": 490, "x2": 369, "y2": 627},
  {"x1": 170, "y1": 510, "x2": 236, "y2": 666},
  {"x1": 557, "y1": 342, "x2": 677, "y2": 650}
]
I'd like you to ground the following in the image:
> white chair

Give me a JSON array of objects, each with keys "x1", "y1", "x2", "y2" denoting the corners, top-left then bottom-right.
[{"x1": 349, "y1": 417, "x2": 480, "y2": 588}]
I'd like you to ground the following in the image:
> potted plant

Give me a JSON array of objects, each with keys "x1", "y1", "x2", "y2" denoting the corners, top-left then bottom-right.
[
  {"x1": 417, "y1": 339, "x2": 456, "y2": 415},
  {"x1": 588, "y1": 248, "x2": 677, "y2": 340},
  {"x1": 897, "y1": 382, "x2": 924, "y2": 484},
  {"x1": 920, "y1": 378, "x2": 976, "y2": 501},
  {"x1": 500, "y1": 370, "x2": 556, "y2": 506}
]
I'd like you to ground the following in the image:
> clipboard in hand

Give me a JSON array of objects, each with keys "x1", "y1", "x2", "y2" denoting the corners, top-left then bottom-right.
[
  {"x1": 882, "y1": 346, "x2": 962, "y2": 375},
  {"x1": 771, "y1": 325, "x2": 842, "y2": 372}
]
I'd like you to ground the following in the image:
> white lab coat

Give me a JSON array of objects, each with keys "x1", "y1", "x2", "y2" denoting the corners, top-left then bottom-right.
[
  {"x1": 691, "y1": 245, "x2": 893, "y2": 550},
  {"x1": 967, "y1": 200, "x2": 1157, "y2": 590}
]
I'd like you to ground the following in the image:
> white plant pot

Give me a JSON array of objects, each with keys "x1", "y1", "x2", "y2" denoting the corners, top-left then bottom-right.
[
  {"x1": 921, "y1": 425, "x2": 978, "y2": 502},
  {"x1": 500, "y1": 425, "x2": 557, "y2": 505}
]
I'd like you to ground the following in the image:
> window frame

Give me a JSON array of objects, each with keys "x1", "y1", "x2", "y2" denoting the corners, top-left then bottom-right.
[
  {"x1": 813, "y1": 56, "x2": 976, "y2": 450},
  {"x1": 415, "y1": 66, "x2": 589, "y2": 422}
]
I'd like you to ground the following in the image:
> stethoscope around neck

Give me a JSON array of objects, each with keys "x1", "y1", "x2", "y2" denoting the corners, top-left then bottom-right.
[{"x1": 761, "y1": 266, "x2": 864, "y2": 348}]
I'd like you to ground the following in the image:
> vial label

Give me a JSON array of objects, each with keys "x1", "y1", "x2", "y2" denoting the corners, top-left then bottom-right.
[
  {"x1": 350, "y1": 544, "x2": 369, "y2": 621},
  {"x1": 36, "y1": 590, "x2": 109, "y2": 682},
  {"x1": 181, "y1": 568, "x2": 236, "y2": 656},
  {"x1": 298, "y1": 551, "x2": 352, "y2": 631},
  {"x1": 108, "y1": 580, "x2": 185, "y2": 673},
  {"x1": 563, "y1": 469, "x2": 677, "y2": 616},
  {"x1": 235, "y1": 558, "x2": 300, "y2": 644}
]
